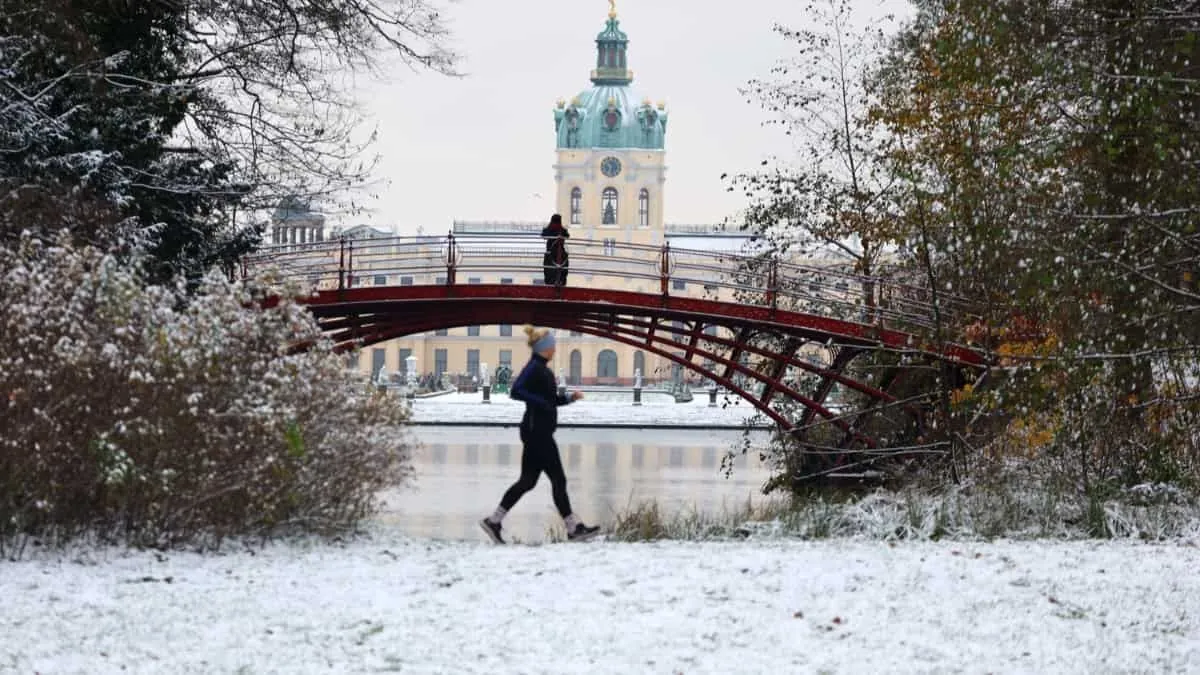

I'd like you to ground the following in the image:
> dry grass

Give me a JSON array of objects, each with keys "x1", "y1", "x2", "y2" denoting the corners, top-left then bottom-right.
[{"x1": 599, "y1": 483, "x2": 1200, "y2": 543}]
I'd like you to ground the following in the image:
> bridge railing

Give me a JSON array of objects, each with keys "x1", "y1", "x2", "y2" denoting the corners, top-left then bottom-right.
[{"x1": 243, "y1": 232, "x2": 974, "y2": 332}]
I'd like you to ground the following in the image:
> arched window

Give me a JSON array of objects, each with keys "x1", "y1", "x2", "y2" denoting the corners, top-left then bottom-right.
[
  {"x1": 633, "y1": 351, "x2": 645, "y2": 379},
  {"x1": 569, "y1": 349, "x2": 583, "y2": 385},
  {"x1": 601, "y1": 188, "x2": 618, "y2": 225},
  {"x1": 597, "y1": 349, "x2": 619, "y2": 379},
  {"x1": 638, "y1": 189, "x2": 650, "y2": 227},
  {"x1": 570, "y1": 187, "x2": 582, "y2": 225}
]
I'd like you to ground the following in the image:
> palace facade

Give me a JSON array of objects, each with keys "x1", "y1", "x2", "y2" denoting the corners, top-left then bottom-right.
[{"x1": 272, "y1": 6, "x2": 760, "y2": 386}]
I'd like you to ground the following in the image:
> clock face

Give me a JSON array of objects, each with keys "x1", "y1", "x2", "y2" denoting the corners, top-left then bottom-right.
[{"x1": 601, "y1": 156, "x2": 622, "y2": 178}]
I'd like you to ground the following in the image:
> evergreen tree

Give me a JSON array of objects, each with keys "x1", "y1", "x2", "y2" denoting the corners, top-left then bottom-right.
[{"x1": 1, "y1": 0, "x2": 253, "y2": 281}]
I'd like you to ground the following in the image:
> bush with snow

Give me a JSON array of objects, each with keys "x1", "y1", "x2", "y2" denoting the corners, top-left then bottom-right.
[{"x1": 0, "y1": 234, "x2": 412, "y2": 554}]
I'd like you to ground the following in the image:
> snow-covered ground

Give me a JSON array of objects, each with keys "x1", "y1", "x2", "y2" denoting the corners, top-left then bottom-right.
[
  {"x1": 410, "y1": 390, "x2": 767, "y2": 427},
  {"x1": 4, "y1": 535, "x2": 1198, "y2": 674}
]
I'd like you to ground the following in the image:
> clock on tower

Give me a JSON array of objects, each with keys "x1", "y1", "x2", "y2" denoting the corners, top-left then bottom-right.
[{"x1": 601, "y1": 156, "x2": 622, "y2": 178}]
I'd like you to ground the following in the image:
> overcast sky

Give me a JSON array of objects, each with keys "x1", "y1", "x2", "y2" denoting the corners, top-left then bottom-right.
[{"x1": 345, "y1": 0, "x2": 907, "y2": 235}]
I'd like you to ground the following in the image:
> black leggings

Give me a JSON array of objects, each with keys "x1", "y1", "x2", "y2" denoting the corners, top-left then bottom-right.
[{"x1": 499, "y1": 429, "x2": 572, "y2": 517}]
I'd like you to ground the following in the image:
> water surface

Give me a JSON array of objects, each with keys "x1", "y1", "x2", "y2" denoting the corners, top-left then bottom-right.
[{"x1": 377, "y1": 426, "x2": 775, "y2": 542}]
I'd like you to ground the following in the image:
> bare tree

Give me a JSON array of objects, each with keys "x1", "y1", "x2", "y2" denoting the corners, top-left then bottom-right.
[
  {"x1": 177, "y1": 0, "x2": 461, "y2": 215},
  {"x1": 0, "y1": 0, "x2": 459, "y2": 275},
  {"x1": 730, "y1": 0, "x2": 900, "y2": 305}
]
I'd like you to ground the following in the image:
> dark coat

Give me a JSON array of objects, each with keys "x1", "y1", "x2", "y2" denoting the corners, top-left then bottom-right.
[
  {"x1": 510, "y1": 353, "x2": 573, "y2": 434},
  {"x1": 542, "y1": 224, "x2": 569, "y2": 284}
]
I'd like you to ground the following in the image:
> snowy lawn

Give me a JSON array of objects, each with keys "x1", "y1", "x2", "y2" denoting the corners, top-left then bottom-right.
[{"x1": 3, "y1": 536, "x2": 1198, "y2": 674}]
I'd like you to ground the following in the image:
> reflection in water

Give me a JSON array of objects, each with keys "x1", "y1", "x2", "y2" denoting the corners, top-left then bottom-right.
[{"x1": 376, "y1": 427, "x2": 774, "y2": 543}]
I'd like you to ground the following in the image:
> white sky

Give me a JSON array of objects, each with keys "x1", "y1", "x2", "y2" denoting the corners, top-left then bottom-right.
[{"x1": 346, "y1": 0, "x2": 907, "y2": 235}]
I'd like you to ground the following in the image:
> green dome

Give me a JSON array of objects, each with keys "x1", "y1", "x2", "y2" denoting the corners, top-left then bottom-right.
[{"x1": 553, "y1": 15, "x2": 667, "y2": 151}]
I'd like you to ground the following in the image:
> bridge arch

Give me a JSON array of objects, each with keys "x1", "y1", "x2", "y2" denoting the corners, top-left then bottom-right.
[
  {"x1": 303, "y1": 295, "x2": 939, "y2": 449},
  {"x1": 252, "y1": 232, "x2": 986, "y2": 480}
]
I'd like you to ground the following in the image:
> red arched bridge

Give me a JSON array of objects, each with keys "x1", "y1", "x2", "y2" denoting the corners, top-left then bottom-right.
[{"x1": 245, "y1": 232, "x2": 987, "y2": 481}]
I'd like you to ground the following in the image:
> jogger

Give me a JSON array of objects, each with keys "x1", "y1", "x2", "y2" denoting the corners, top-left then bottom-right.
[{"x1": 480, "y1": 325, "x2": 601, "y2": 544}]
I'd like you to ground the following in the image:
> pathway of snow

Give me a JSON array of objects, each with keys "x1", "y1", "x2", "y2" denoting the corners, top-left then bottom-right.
[
  {"x1": 3, "y1": 536, "x2": 1197, "y2": 673},
  {"x1": 411, "y1": 391, "x2": 766, "y2": 427}
]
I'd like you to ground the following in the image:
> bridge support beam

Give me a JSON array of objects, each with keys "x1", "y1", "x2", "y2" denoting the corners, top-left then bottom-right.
[
  {"x1": 569, "y1": 315, "x2": 877, "y2": 447},
  {"x1": 759, "y1": 337, "x2": 805, "y2": 408}
]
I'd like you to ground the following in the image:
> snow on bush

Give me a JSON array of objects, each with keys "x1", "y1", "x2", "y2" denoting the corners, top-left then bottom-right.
[{"x1": 0, "y1": 234, "x2": 412, "y2": 553}]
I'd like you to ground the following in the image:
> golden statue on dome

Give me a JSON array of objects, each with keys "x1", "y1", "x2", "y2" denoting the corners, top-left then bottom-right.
[{"x1": 608, "y1": 0, "x2": 617, "y2": 19}]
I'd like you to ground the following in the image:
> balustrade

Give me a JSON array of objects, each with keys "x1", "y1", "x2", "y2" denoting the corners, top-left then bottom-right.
[{"x1": 243, "y1": 231, "x2": 974, "y2": 332}]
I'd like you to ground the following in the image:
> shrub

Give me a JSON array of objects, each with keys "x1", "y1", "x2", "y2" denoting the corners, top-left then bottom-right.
[{"x1": 0, "y1": 234, "x2": 412, "y2": 555}]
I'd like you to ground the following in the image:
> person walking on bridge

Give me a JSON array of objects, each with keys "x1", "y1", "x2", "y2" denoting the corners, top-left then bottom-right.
[
  {"x1": 480, "y1": 325, "x2": 601, "y2": 544},
  {"x1": 542, "y1": 213, "x2": 570, "y2": 286}
]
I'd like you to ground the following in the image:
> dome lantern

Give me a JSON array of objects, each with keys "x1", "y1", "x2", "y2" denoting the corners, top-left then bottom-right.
[{"x1": 591, "y1": 2, "x2": 632, "y2": 86}]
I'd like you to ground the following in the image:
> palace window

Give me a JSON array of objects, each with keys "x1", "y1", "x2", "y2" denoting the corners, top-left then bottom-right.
[
  {"x1": 569, "y1": 349, "x2": 583, "y2": 385},
  {"x1": 638, "y1": 189, "x2": 650, "y2": 227},
  {"x1": 500, "y1": 324, "x2": 512, "y2": 337},
  {"x1": 371, "y1": 349, "x2": 386, "y2": 379},
  {"x1": 597, "y1": 349, "x2": 619, "y2": 378},
  {"x1": 570, "y1": 187, "x2": 582, "y2": 225},
  {"x1": 434, "y1": 349, "x2": 448, "y2": 377},
  {"x1": 466, "y1": 349, "x2": 480, "y2": 377},
  {"x1": 601, "y1": 188, "x2": 618, "y2": 225}
]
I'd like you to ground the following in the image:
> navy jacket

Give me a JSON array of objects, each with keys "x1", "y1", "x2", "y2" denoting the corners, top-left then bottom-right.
[{"x1": 510, "y1": 353, "x2": 572, "y2": 434}]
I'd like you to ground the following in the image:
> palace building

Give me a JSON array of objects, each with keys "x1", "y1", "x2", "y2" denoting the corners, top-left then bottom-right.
[{"x1": 324, "y1": 5, "x2": 758, "y2": 386}]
